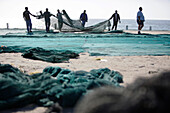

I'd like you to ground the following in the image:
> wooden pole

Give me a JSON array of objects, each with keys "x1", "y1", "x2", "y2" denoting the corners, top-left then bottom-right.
[
  {"x1": 126, "y1": 25, "x2": 128, "y2": 30},
  {"x1": 54, "y1": 24, "x2": 57, "y2": 29},
  {"x1": 6, "y1": 23, "x2": 9, "y2": 29},
  {"x1": 149, "y1": 26, "x2": 152, "y2": 31}
]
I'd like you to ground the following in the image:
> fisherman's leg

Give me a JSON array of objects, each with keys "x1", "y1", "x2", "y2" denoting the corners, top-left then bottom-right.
[
  {"x1": 82, "y1": 21, "x2": 85, "y2": 27},
  {"x1": 108, "y1": 27, "x2": 110, "y2": 31},
  {"x1": 46, "y1": 24, "x2": 49, "y2": 32},
  {"x1": 138, "y1": 25, "x2": 141, "y2": 34},
  {"x1": 47, "y1": 24, "x2": 49, "y2": 32},
  {"x1": 48, "y1": 21, "x2": 51, "y2": 32},
  {"x1": 137, "y1": 20, "x2": 141, "y2": 34},
  {"x1": 58, "y1": 21, "x2": 61, "y2": 31},
  {"x1": 140, "y1": 22, "x2": 144, "y2": 30},
  {"x1": 45, "y1": 21, "x2": 48, "y2": 32},
  {"x1": 114, "y1": 22, "x2": 118, "y2": 30},
  {"x1": 61, "y1": 22, "x2": 63, "y2": 30},
  {"x1": 115, "y1": 23, "x2": 118, "y2": 30},
  {"x1": 47, "y1": 25, "x2": 50, "y2": 32},
  {"x1": 29, "y1": 20, "x2": 32, "y2": 32},
  {"x1": 115, "y1": 25, "x2": 117, "y2": 30},
  {"x1": 111, "y1": 25, "x2": 114, "y2": 30},
  {"x1": 26, "y1": 21, "x2": 29, "y2": 32},
  {"x1": 138, "y1": 24, "x2": 140, "y2": 30},
  {"x1": 59, "y1": 23, "x2": 62, "y2": 31},
  {"x1": 59, "y1": 22, "x2": 63, "y2": 31}
]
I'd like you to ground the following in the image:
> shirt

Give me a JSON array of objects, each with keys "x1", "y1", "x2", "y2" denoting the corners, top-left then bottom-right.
[
  {"x1": 57, "y1": 12, "x2": 63, "y2": 22},
  {"x1": 43, "y1": 11, "x2": 52, "y2": 22},
  {"x1": 115, "y1": 14, "x2": 118, "y2": 22},
  {"x1": 80, "y1": 13, "x2": 88, "y2": 22},
  {"x1": 137, "y1": 11, "x2": 145, "y2": 21},
  {"x1": 23, "y1": 11, "x2": 31, "y2": 20}
]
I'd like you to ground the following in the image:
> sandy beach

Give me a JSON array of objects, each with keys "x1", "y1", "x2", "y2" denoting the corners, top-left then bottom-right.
[
  {"x1": 1, "y1": 0, "x2": 170, "y2": 112},
  {"x1": 0, "y1": 31, "x2": 170, "y2": 113},
  {"x1": 0, "y1": 52, "x2": 170, "y2": 86},
  {"x1": 1, "y1": 52, "x2": 170, "y2": 112}
]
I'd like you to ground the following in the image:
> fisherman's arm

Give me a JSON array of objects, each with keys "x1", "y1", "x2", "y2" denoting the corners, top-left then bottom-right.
[
  {"x1": 119, "y1": 14, "x2": 121, "y2": 23},
  {"x1": 36, "y1": 11, "x2": 44, "y2": 19},
  {"x1": 86, "y1": 14, "x2": 88, "y2": 22},
  {"x1": 138, "y1": 16, "x2": 140, "y2": 21},
  {"x1": 29, "y1": 12, "x2": 37, "y2": 17},
  {"x1": 109, "y1": 14, "x2": 113, "y2": 20},
  {"x1": 80, "y1": 14, "x2": 82, "y2": 20},
  {"x1": 23, "y1": 12, "x2": 25, "y2": 20},
  {"x1": 137, "y1": 12, "x2": 141, "y2": 21},
  {"x1": 50, "y1": 12, "x2": 56, "y2": 17}
]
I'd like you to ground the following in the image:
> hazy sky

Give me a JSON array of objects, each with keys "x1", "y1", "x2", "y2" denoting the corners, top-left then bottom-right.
[{"x1": 0, "y1": 0, "x2": 170, "y2": 28}]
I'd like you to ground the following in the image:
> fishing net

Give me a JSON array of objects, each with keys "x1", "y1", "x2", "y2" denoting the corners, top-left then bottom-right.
[
  {"x1": 0, "y1": 64, "x2": 123, "y2": 110},
  {"x1": 50, "y1": 10, "x2": 110, "y2": 32},
  {"x1": 0, "y1": 46, "x2": 79, "y2": 63}
]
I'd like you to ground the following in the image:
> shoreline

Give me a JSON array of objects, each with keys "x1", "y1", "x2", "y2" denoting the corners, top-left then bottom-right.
[
  {"x1": 123, "y1": 30, "x2": 170, "y2": 34},
  {"x1": 1, "y1": 28, "x2": 170, "y2": 34}
]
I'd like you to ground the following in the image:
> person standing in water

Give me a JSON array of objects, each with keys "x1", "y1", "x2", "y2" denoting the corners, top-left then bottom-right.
[
  {"x1": 57, "y1": 9, "x2": 63, "y2": 31},
  {"x1": 109, "y1": 10, "x2": 121, "y2": 30},
  {"x1": 23, "y1": 7, "x2": 36, "y2": 33},
  {"x1": 137, "y1": 7, "x2": 145, "y2": 34},
  {"x1": 80, "y1": 10, "x2": 88, "y2": 27}
]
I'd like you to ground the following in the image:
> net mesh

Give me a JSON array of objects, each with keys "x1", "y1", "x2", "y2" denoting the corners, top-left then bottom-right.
[{"x1": 51, "y1": 10, "x2": 109, "y2": 32}]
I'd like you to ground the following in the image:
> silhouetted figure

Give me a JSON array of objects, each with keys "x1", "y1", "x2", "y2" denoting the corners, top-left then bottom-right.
[
  {"x1": 23, "y1": 7, "x2": 36, "y2": 33},
  {"x1": 80, "y1": 10, "x2": 88, "y2": 27},
  {"x1": 43, "y1": 8, "x2": 53, "y2": 32},
  {"x1": 137, "y1": 7, "x2": 145, "y2": 34},
  {"x1": 110, "y1": 10, "x2": 121, "y2": 30},
  {"x1": 57, "y1": 9, "x2": 63, "y2": 31}
]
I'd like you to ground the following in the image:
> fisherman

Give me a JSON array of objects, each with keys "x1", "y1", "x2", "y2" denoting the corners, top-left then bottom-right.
[
  {"x1": 80, "y1": 10, "x2": 88, "y2": 27},
  {"x1": 43, "y1": 8, "x2": 53, "y2": 32},
  {"x1": 23, "y1": 7, "x2": 36, "y2": 33},
  {"x1": 57, "y1": 9, "x2": 63, "y2": 31},
  {"x1": 110, "y1": 10, "x2": 121, "y2": 30},
  {"x1": 137, "y1": 7, "x2": 145, "y2": 34}
]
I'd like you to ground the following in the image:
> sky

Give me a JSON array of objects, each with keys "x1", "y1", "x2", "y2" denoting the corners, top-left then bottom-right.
[{"x1": 0, "y1": 0, "x2": 170, "y2": 28}]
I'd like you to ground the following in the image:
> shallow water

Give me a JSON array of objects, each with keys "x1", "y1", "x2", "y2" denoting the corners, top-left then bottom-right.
[{"x1": 0, "y1": 30, "x2": 170, "y2": 56}]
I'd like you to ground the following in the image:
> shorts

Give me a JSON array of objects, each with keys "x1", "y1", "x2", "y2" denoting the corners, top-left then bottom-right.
[{"x1": 137, "y1": 20, "x2": 144, "y2": 26}]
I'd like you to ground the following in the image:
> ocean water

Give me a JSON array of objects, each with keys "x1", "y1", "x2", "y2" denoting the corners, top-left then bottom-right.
[
  {"x1": 1, "y1": 19, "x2": 170, "y2": 32},
  {"x1": 86, "y1": 19, "x2": 170, "y2": 31},
  {"x1": 0, "y1": 30, "x2": 170, "y2": 56}
]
